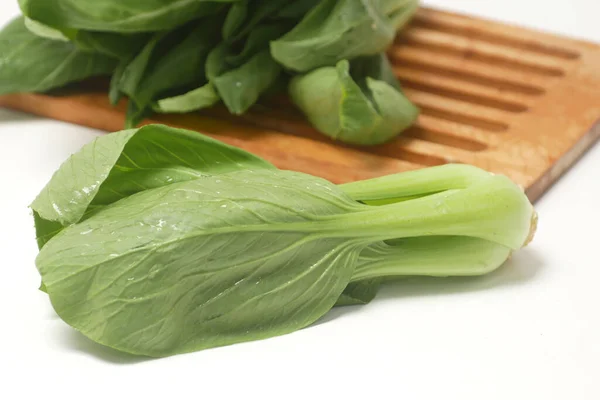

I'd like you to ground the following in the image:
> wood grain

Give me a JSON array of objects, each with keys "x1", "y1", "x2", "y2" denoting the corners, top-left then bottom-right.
[{"x1": 2, "y1": 7, "x2": 600, "y2": 202}]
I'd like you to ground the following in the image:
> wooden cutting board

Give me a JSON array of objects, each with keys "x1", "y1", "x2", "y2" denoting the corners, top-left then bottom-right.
[{"x1": 2, "y1": 7, "x2": 600, "y2": 202}]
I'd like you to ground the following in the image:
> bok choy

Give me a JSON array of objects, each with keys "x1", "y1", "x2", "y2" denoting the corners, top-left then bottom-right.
[
  {"x1": 1, "y1": 0, "x2": 420, "y2": 145},
  {"x1": 32, "y1": 124, "x2": 537, "y2": 357}
]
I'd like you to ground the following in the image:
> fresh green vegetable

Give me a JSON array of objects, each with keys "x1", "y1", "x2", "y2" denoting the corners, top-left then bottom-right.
[
  {"x1": 270, "y1": 0, "x2": 406, "y2": 72},
  {"x1": 23, "y1": 17, "x2": 72, "y2": 41},
  {"x1": 2, "y1": 0, "x2": 421, "y2": 145},
  {"x1": 32, "y1": 124, "x2": 537, "y2": 357},
  {"x1": 17, "y1": 0, "x2": 230, "y2": 33},
  {"x1": 153, "y1": 83, "x2": 220, "y2": 114},
  {"x1": 338, "y1": 163, "x2": 534, "y2": 304},
  {"x1": 289, "y1": 58, "x2": 418, "y2": 145},
  {"x1": 202, "y1": 23, "x2": 288, "y2": 116},
  {"x1": 336, "y1": 235, "x2": 513, "y2": 306},
  {"x1": 31, "y1": 124, "x2": 273, "y2": 248},
  {"x1": 336, "y1": 279, "x2": 381, "y2": 306},
  {"x1": 353, "y1": 236, "x2": 513, "y2": 281},
  {"x1": 71, "y1": 31, "x2": 149, "y2": 60},
  {"x1": 115, "y1": 22, "x2": 223, "y2": 127},
  {"x1": 0, "y1": 17, "x2": 116, "y2": 95}
]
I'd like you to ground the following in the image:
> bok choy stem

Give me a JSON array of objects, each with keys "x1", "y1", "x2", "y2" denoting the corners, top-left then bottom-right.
[
  {"x1": 322, "y1": 171, "x2": 535, "y2": 251},
  {"x1": 339, "y1": 164, "x2": 493, "y2": 202},
  {"x1": 350, "y1": 236, "x2": 512, "y2": 282}
]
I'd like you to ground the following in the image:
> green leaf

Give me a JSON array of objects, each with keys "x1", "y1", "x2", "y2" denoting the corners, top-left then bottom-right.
[
  {"x1": 18, "y1": 0, "x2": 232, "y2": 33},
  {"x1": 271, "y1": 0, "x2": 396, "y2": 72},
  {"x1": 153, "y1": 83, "x2": 220, "y2": 114},
  {"x1": 73, "y1": 31, "x2": 149, "y2": 60},
  {"x1": 365, "y1": 77, "x2": 419, "y2": 135},
  {"x1": 131, "y1": 24, "x2": 220, "y2": 106},
  {"x1": 110, "y1": 31, "x2": 167, "y2": 106},
  {"x1": 36, "y1": 169, "x2": 362, "y2": 357},
  {"x1": 118, "y1": 22, "x2": 221, "y2": 126},
  {"x1": 214, "y1": 50, "x2": 282, "y2": 115},
  {"x1": 124, "y1": 101, "x2": 152, "y2": 129},
  {"x1": 0, "y1": 17, "x2": 116, "y2": 95},
  {"x1": 228, "y1": 0, "x2": 292, "y2": 41},
  {"x1": 33, "y1": 210, "x2": 64, "y2": 250},
  {"x1": 386, "y1": 0, "x2": 420, "y2": 30},
  {"x1": 222, "y1": 1, "x2": 248, "y2": 40},
  {"x1": 24, "y1": 16, "x2": 149, "y2": 59},
  {"x1": 289, "y1": 59, "x2": 419, "y2": 145},
  {"x1": 205, "y1": 42, "x2": 231, "y2": 81},
  {"x1": 30, "y1": 124, "x2": 274, "y2": 248},
  {"x1": 276, "y1": 0, "x2": 320, "y2": 19},
  {"x1": 335, "y1": 280, "x2": 380, "y2": 307},
  {"x1": 23, "y1": 17, "x2": 73, "y2": 41},
  {"x1": 225, "y1": 23, "x2": 291, "y2": 66},
  {"x1": 109, "y1": 58, "x2": 129, "y2": 105},
  {"x1": 351, "y1": 53, "x2": 403, "y2": 92},
  {"x1": 206, "y1": 30, "x2": 285, "y2": 115}
]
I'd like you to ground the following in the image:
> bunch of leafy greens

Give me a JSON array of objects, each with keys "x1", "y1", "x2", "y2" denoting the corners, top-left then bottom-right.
[
  {"x1": 32, "y1": 124, "x2": 537, "y2": 357},
  {"x1": 0, "y1": 0, "x2": 420, "y2": 145}
]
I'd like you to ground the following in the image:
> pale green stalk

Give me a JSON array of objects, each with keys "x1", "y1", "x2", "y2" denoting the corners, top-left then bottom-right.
[
  {"x1": 351, "y1": 236, "x2": 512, "y2": 282},
  {"x1": 341, "y1": 164, "x2": 536, "y2": 283},
  {"x1": 340, "y1": 164, "x2": 493, "y2": 202},
  {"x1": 327, "y1": 170, "x2": 535, "y2": 250}
]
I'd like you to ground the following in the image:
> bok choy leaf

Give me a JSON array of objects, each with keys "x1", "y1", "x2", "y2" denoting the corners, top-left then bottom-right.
[
  {"x1": 17, "y1": 0, "x2": 231, "y2": 33},
  {"x1": 32, "y1": 125, "x2": 537, "y2": 357},
  {"x1": 2, "y1": 0, "x2": 422, "y2": 145},
  {"x1": 289, "y1": 59, "x2": 419, "y2": 145},
  {"x1": 0, "y1": 17, "x2": 116, "y2": 95}
]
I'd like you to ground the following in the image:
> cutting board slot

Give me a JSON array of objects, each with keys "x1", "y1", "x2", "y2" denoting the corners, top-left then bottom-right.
[
  {"x1": 403, "y1": 126, "x2": 488, "y2": 152},
  {"x1": 394, "y1": 66, "x2": 533, "y2": 109},
  {"x1": 392, "y1": 47, "x2": 551, "y2": 90},
  {"x1": 411, "y1": 11, "x2": 581, "y2": 60},
  {"x1": 415, "y1": 104, "x2": 509, "y2": 132},
  {"x1": 389, "y1": 56, "x2": 547, "y2": 96},
  {"x1": 377, "y1": 144, "x2": 448, "y2": 166},
  {"x1": 415, "y1": 115, "x2": 496, "y2": 147},
  {"x1": 401, "y1": 29, "x2": 568, "y2": 76},
  {"x1": 399, "y1": 78, "x2": 529, "y2": 113}
]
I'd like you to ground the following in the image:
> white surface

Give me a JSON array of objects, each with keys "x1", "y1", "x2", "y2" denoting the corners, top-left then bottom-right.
[{"x1": 1, "y1": 1, "x2": 599, "y2": 399}]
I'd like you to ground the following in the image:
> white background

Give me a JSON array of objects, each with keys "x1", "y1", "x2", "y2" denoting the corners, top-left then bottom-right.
[{"x1": 1, "y1": 1, "x2": 599, "y2": 399}]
